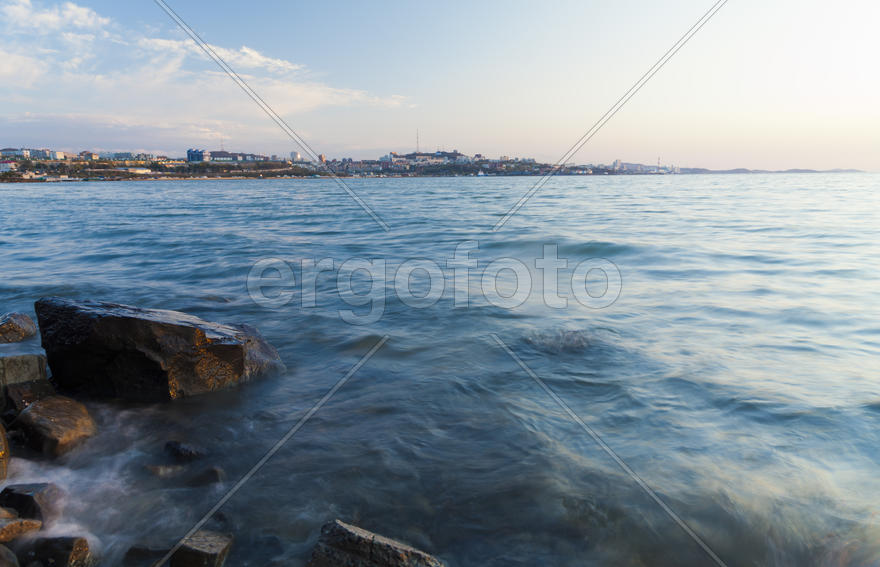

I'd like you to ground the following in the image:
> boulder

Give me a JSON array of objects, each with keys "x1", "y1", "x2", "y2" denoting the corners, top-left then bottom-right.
[
  {"x1": 25, "y1": 537, "x2": 95, "y2": 567},
  {"x1": 0, "y1": 484, "x2": 65, "y2": 522},
  {"x1": 122, "y1": 545, "x2": 165, "y2": 566},
  {"x1": 169, "y1": 530, "x2": 232, "y2": 567},
  {"x1": 0, "y1": 544, "x2": 18, "y2": 567},
  {"x1": 0, "y1": 315, "x2": 36, "y2": 344},
  {"x1": 307, "y1": 520, "x2": 445, "y2": 567},
  {"x1": 0, "y1": 510, "x2": 16, "y2": 521},
  {"x1": 0, "y1": 356, "x2": 47, "y2": 393},
  {"x1": 34, "y1": 298, "x2": 283, "y2": 402},
  {"x1": 13, "y1": 397, "x2": 96, "y2": 457},
  {"x1": 0, "y1": 518, "x2": 41, "y2": 543}
]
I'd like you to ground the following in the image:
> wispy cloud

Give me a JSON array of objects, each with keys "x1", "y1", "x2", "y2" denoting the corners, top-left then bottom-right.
[{"x1": 0, "y1": 0, "x2": 410, "y2": 153}]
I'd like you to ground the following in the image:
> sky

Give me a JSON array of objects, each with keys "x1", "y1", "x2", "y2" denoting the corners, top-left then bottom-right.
[{"x1": 1, "y1": 0, "x2": 878, "y2": 170}]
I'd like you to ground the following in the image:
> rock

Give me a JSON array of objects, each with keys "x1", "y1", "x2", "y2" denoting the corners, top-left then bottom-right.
[
  {"x1": 13, "y1": 397, "x2": 96, "y2": 457},
  {"x1": 186, "y1": 466, "x2": 226, "y2": 487},
  {"x1": 165, "y1": 441, "x2": 206, "y2": 462},
  {"x1": 0, "y1": 356, "x2": 47, "y2": 394},
  {"x1": 145, "y1": 464, "x2": 186, "y2": 478},
  {"x1": 0, "y1": 518, "x2": 41, "y2": 542},
  {"x1": 5, "y1": 381, "x2": 56, "y2": 414},
  {"x1": 0, "y1": 484, "x2": 65, "y2": 522},
  {"x1": 0, "y1": 510, "x2": 16, "y2": 520},
  {"x1": 0, "y1": 315, "x2": 37, "y2": 344},
  {"x1": 0, "y1": 544, "x2": 18, "y2": 567},
  {"x1": 29, "y1": 537, "x2": 95, "y2": 567},
  {"x1": 34, "y1": 297, "x2": 283, "y2": 402},
  {"x1": 307, "y1": 520, "x2": 445, "y2": 567},
  {"x1": 169, "y1": 530, "x2": 232, "y2": 567},
  {"x1": 0, "y1": 424, "x2": 8, "y2": 480}
]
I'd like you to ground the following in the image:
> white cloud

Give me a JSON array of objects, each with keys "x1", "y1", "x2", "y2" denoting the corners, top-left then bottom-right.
[
  {"x1": 1, "y1": 0, "x2": 109, "y2": 31},
  {"x1": 0, "y1": 0, "x2": 411, "y2": 155},
  {"x1": 137, "y1": 37, "x2": 304, "y2": 75}
]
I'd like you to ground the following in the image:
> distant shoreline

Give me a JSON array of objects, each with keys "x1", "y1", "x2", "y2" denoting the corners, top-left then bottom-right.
[{"x1": 0, "y1": 168, "x2": 867, "y2": 184}]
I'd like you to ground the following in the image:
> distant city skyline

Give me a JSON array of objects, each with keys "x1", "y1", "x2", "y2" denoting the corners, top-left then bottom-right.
[{"x1": 2, "y1": 0, "x2": 879, "y2": 171}]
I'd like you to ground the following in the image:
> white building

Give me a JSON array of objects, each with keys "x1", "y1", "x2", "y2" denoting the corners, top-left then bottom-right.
[{"x1": 1, "y1": 148, "x2": 29, "y2": 158}]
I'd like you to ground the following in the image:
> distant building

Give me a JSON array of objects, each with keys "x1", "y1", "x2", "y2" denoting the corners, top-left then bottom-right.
[
  {"x1": 79, "y1": 151, "x2": 99, "y2": 161},
  {"x1": 318, "y1": 154, "x2": 327, "y2": 163},
  {"x1": 1, "y1": 148, "x2": 29, "y2": 158},
  {"x1": 0, "y1": 161, "x2": 17, "y2": 172},
  {"x1": 290, "y1": 151, "x2": 302, "y2": 161},
  {"x1": 113, "y1": 152, "x2": 134, "y2": 160},
  {"x1": 187, "y1": 149, "x2": 211, "y2": 162}
]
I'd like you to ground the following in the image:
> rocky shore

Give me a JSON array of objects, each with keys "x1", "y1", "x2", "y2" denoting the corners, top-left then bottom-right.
[{"x1": 0, "y1": 299, "x2": 446, "y2": 567}]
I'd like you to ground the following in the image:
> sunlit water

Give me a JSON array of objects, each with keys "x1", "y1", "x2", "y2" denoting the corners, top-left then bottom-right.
[{"x1": 1, "y1": 174, "x2": 879, "y2": 566}]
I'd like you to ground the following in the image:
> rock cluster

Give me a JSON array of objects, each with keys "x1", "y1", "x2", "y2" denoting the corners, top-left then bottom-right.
[{"x1": 0, "y1": 299, "x2": 446, "y2": 566}]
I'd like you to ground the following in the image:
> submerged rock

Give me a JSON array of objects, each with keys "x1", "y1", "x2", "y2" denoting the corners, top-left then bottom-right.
[
  {"x1": 0, "y1": 484, "x2": 65, "y2": 522},
  {"x1": 26, "y1": 537, "x2": 95, "y2": 567},
  {"x1": 307, "y1": 520, "x2": 445, "y2": 567},
  {"x1": 186, "y1": 466, "x2": 226, "y2": 487},
  {"x1": 35, "y1": 297, "x2": 283, "y2": 402},
  {"x1": 0, "y1": 518, "x2": 41, "y2": 543},
  {"x1": 0, "y1": 314, "x2": 37, "y2": 344},
  {"x1": 165, "y1": 441, "x2": 206, "y2": 462},
  {"x1": 169, "y1": 530, "x2": 232, "y2": 567},
  {"x1": 13, "y1": 396, "x2": 96, "y2": 457}
]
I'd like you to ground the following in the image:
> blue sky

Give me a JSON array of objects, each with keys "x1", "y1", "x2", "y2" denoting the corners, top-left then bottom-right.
[{"x1": 1, "y1": 0, "x2": 878, "y2": 169}]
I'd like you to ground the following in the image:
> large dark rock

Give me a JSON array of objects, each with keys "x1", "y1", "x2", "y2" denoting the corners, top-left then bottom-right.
[
  {"x1": 165, "y1": 441, "x2": 206, "y2": 462},
  {"x1": 308, "y1": 520, "x2": 445, "y2": 567},
  {"x1": 0, "y1": 484, "x2": 65, "y2": 522},
  {"x1": 13, "y1": 396, "x2": 96, "y2": 457},
  {"x1": 169, "y1": 530, "x2": 232, "y2": 567},
  {"x1": 35, "y1": 298, "x2": 283, "y2": 402},
  {"x1": 0, "y1": 315, "x2": 36, "y2": 344}
]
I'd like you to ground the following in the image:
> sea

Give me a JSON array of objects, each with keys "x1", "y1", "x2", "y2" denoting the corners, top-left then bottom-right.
[{"x1": 1, "y1": 173, "x2": 879, "y2": 566}]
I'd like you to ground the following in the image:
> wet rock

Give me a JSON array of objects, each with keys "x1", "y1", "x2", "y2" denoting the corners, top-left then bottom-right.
[
  {"x1": 0, "y1": 356, "x2": 47, "y2": 394},
  {"x1": 5, "y1": 381, "x2": 56, "y2": 415},
  {"x1": 165, "y1": 441, "x2": 206, "y2": 462},
  {"x1": 34, "y1": 297, "x2": 283, "y2": 402},
  {"x1": 0, "y1": 544, "x2": 18, "y2": 567},
  {"x1": 0, "y1": 518, "x2": 41, "y2": 543},
  {"x1": 0, "y1": 315, "x2": 36, "y2": 344},
  {"x1": 169, "y1": 530, "x2": 232, "y2": 567},
  {"x1": 28, "y1": 537, "x2": 95, "y2": 567},
  {"x1": 307, "y1": 520, "x2": 445, "y2": 567},
  {"x1": 145, "y1": 464, "x2": 186, "y2": 478},
  {"x1": 0, "y1": 423, "x2": 8, "y2": 481},
  {"x1": 0, "y1": 510, "x2": 16, "y2": 521},
  {"x1": 13, "y1": 397, "x2": 96, "y2": 457},
  {"x1": 0, "y1": 484, "x2": 65, "y2": 522},
  {"x1": 186, "y1": 466, "x2": 226, "y2": 487}
]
